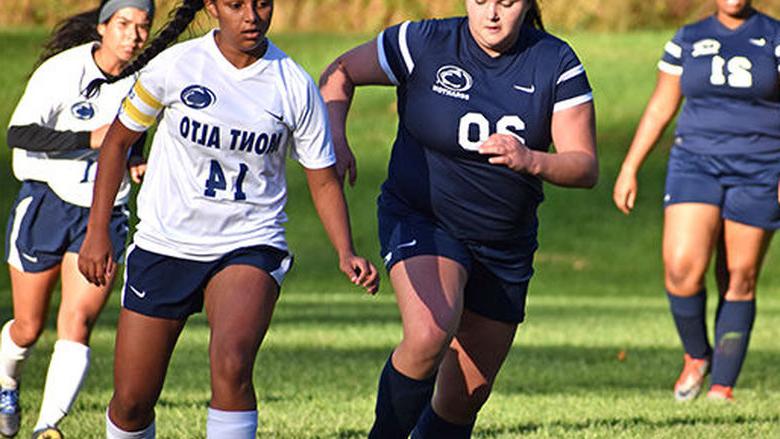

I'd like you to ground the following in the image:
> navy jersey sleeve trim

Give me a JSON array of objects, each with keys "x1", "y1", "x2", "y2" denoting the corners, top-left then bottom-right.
[
  {"x1": 377, "y1": 30, "x2": 400, "y2": 85},
  {"x1": 7, "y1": 124, "x2": 90, "y2": 152},
  {"x1": 659, "y1": 28, "x2": 685, "y2": 75}
]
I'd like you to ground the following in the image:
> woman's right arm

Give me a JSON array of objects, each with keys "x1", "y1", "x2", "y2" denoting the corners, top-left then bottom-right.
[
  {"x1": 318, "y1": 40, "x2": 393, "y2": 186},
  {"x1": 613, "y1": 71, "x2": 683, "y2": 214},
  {"x1": 78, "y1": 119, "x2": 142, "y2": 286}
]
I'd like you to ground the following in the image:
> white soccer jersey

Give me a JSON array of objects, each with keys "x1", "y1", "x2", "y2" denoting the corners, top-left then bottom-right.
[
  {"x1": 119, "y1": 30, "x2": 335, "y2": 261},
  {"x1": 8, "y1": 42, "x2": 134, "y2": 207}
]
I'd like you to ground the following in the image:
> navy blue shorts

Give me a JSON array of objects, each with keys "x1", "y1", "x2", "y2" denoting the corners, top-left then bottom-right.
[
  {"x1": 5, "y1": 181, "x2": 129, "y2": 272},
  {"x1": 378, "y1": 207, "x2": 533, "y2": 323},
  {"x1": 665, "y1": 147, "x2": 780, "y2": 230},
  {"x1": 122, "y1": 244, "x2": 293, "y2": 320}
]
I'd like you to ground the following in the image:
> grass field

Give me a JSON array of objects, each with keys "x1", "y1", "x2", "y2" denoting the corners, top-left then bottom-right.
[{"x1": 1, "y1": 28, "x2": 780, "y2": 438}]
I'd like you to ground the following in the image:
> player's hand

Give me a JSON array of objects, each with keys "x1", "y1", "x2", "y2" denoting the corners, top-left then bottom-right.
[
  {"x1": 127, "y1": 155, "x2": 147, "y2": 184},
  {"x1": 339, "y1": 254, "x2": 379, "y2": 294},
  {"x1": 334, "y1": 138, "x2": 357, "y2": 187},
  {"x1": 613, "y1": 167, "x2": 638, "y2": 215},
  {"x1": 478, "y1": 133, "x2": 535, "y2": 173},
  {"x1": 78, "y1": 229, "x2": 116, "y2": 286},
  {"x1": 90, "y1": 124, "x2": 111, "y2": 149}
]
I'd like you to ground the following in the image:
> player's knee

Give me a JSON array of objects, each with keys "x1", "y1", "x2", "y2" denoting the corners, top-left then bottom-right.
[
  {"x1": 725, "y1": 266, "x2": 758, "y2": 300},
  {"x1": 56, "y1": 311, "x2": 94, "y2": 344},
  {"x1": 212, "y1": 347, "x2": 254, "y2": 388},
  {"x1": 11, "y1": 318, "x2": 45, "y2": 347},
  {"x1": 403, "y1": 326, "x2": 452, "y2": 363},
  {"x1": 664, "y1": 261, "x2": 704, "y2": 295}
]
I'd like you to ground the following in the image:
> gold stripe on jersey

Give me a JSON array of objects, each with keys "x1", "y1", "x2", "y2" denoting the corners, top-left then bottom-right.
[
  {"x1": 133, "y1": 81, "x2": 163, "y2": 111},
  {"x1": 122, "y1": 98, "x2": 156, "y2": 128}
]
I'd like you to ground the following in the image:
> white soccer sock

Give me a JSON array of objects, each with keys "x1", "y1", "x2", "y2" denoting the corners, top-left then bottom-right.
[
  {"x1": 206, "y1": 408, "x2": 258, "y2": 439},
  {"x1": 0, "y1": 320, "x2": 32, "y2": 389},
  {"x1": 33, "y1": 340, "x2": 89, "y2": 431},
  {"x1": 106, "y1": 409, "x2": 156, "y2": 439}
]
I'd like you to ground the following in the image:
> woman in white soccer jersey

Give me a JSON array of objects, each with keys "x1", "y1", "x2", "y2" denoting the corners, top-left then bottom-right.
[
  {"x1": 78, "y1": 0, "x2": 378, "y2": 437},
  {"x1": 614, "y1": 0, "x2": 780, "y2": 401},
  {"x1": 321, "y1": 0, "x2": 597, "y2": 437},
  {"x1": 1, "y1": 1, "x2": 152, "y2": 437}
]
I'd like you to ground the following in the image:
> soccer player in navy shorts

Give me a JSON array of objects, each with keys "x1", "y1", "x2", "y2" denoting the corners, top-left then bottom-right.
[
  {"x1": 320, "y1": 0, "x2": 598, "y2": 436},
  {"x1": 1, "y1": 1, "x2": 152, "y2": 437},
  {"x1": 614, "y1": 0, "x2": 780, "y2": 402}
]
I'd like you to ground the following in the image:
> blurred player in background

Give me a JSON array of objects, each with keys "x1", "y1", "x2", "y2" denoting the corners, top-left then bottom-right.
[
  {"x1": 614, "y1": 0, "x2": 780, "y2": 401},
  {"x1": 78, "y1": 0, "x2": 378, "y2": 437},
  {"x1": 1, "y1": 1, "x2": 152, "y2": 437},
  {"x1": 320, "y1": 0, "x2": 597, "y2": 436}
]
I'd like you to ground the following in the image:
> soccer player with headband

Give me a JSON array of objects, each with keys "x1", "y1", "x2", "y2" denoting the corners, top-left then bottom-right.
[
  {"x1": 78, "y1": 0, "x2": 378, "y2": 437},
  {"x1": 1, "y1": 0, "x2": 153, "y2": 437}
]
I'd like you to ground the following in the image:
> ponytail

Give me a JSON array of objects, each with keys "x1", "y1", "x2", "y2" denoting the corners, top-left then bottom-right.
[
  {"x1": 85, "y1": 0, "x2": 205, "y2": 97},
  {"x1": 524, "y1": 0, "x2": 544, "y2": 32},
  {"x1": 35, "y1": 3, "x2": 105, "y2": 68}
]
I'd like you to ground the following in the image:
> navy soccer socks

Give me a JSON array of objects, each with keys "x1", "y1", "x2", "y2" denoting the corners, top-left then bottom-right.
[
  {"x1": 411, "y1": 404, "x2": 474, "y2": 439},
  {"x1": 368, "y1": 355, "x2": 436, "y2": 439},
  {"x1": 711, "y1": 299, "x2": 755, "y2": 387},
  {"x1": 667, "y1": 289, "x2": 712, "y2": 359}
]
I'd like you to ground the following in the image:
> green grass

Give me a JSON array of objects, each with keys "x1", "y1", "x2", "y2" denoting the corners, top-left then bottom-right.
[{"x1": 1, "y1": 28, "x2": 780, "y2": 438}]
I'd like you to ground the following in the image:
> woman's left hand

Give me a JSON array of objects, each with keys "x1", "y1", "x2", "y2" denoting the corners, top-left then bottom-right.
[
  {"x1": 479, "y1": 133, "x2": 536, "y2": 173},
  {"x1": 339, "y1": 254, "x2": 379, "y2": 294},
  {"x1": 127, "y1": 156, "x2": 147, "y2": 184}
]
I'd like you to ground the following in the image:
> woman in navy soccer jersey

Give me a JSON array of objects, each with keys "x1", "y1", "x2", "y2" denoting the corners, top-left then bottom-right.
[
  {"x1": 1, "y1": 1, "x2": 152, "y2": 437},
  {"x1": 614, "y1": 0, "x2": 780, "y2": 401},
  {"x1": 320, "y1": 0, "x2": 598, "y2": 436},
  {"x1": 78, "y1": 0, "x2": 378, "y2": 437}
]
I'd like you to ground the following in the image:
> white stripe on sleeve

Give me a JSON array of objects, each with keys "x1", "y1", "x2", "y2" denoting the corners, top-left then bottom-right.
[
  {"x1": 377, "y1": 31, "x2": 400, "y2": 85},
  {"x1": 553, "y1": 92, "x2": 593, "y2": 113},
  {"x1": 658, "y1": 60, "x2": 683, "y2": 76},
  {"x1": 775, "y1": 44, "x2": 780, "y2": 57},
  {"x1": 399, "y1": 21, "x2": 415, "y2": 75},
  {"x1": 665, "y1": 41, "x2": 683, "y2": 59},
  {"x1": 557, "y1": 64, "x2": 585, "y2": 84}
]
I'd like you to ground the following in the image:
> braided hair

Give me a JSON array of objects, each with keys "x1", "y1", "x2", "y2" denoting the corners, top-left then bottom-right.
[
  {"x1": 85, "y1": 0, "x2": 205, "y2": 97},
  {"x1": 523, "y1": 0, "x2": 545, "y2": 31},
  {"x1": 35, "y1": 1, "x2": 108, "y2": 68}
]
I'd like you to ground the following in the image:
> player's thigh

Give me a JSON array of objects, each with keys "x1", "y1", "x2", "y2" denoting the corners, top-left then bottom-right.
[
  {"x1": 8, "y1": 264, "x2": 60, "y2": 334},
  {"x1": 112, "y1": 308, "x2": 186, "y2": 405},
  {"x1": 433, "y1": 309, "x2": 517, "y2": 420},
  {"x1": 204, "y1": 264, "x2": 279, "y2": 362},
  {"x1": 56, "y1": 252, "x2": 115, "y2": 342},
  {"x1": 390, "y1": 255, "x2": 468, "y2": 339},
  {"x1": 663, "y1": 203, "x2": 721, "y2": 273}
]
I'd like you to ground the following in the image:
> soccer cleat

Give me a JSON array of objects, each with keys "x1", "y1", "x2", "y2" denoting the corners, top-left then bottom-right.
[
  {"x1": 0, "y1": 388, "x2": 20, "y2": 437},
  {"x1": 707, "y1": 384, "x2": 734, "y2": 401},
  {"x1": 673, "y1": 354, "x2": 710, "y2": 401}
]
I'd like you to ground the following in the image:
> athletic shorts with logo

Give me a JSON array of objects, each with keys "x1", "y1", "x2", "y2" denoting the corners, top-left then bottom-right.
[
  {"x1": 122, "y1": 244, "x2": 293, "y2": 320},
  {"x1": 378, "y1": 204, "x2": 534, "y2": 324},
  {"x1": 664, "y1": 146, "x2": 780, "y2": 230},
  {"x1": 5, "y1": 181, "x2": 129, "y2": 272}
]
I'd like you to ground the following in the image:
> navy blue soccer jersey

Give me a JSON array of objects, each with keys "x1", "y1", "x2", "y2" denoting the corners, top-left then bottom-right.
[
  {"x1": 660, "y1": 12, "x2": 780, "y2": 154},
  {"x1": 376, "y1": 18, "x2": 592, "y2": 243}
]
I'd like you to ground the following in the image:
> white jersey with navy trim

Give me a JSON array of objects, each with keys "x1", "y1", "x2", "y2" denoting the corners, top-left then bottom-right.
[
  {"x1": 375, "y1": 18, "x2": 592, "y2": 243},
  {"x1": 8, "y1": 43, "x2": 134, "y2": 207},
  {"x1": 119, "y1": 30, "x2": 335, "y2": 261},
  {"x1": 659, "y1": 12, "x2": 780, "y2": 154}
]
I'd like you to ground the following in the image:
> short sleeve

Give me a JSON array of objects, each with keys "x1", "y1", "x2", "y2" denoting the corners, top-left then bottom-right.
[
  {"x1": 553, "y1": 44, "x2": 593, "y2": 113},
  {"x1": 117, "y1": 55, "x2": 168, "y2": 132},
  {"x1": 773, "y1": 31, "x2": 780, "y2": 73},
  {"x1": 8, "y1": 61, "x2": 61, "y2": 128},
  {"x1": 658, "y1": 28, "x2": 684, "y2": 76},
  {"x1": 376, "y1": 20, "x2": 436, "y2": 85},
  {"x1": 288, "y1": 74, "x2": 336, "y2": 169}
]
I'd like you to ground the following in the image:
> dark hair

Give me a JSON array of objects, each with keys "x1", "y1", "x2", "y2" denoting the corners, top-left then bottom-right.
[
  {"x1": 85, "y1": 0, "x2": 205, "y2": 97},
  {"x1": 524, "y1": 0, "x2": 544, "y2": 31},
  {"x1": 35, "y1": 1, "x2": 108, "y2": 67}
]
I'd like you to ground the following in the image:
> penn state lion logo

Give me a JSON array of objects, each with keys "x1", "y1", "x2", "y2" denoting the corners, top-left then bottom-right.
[
  {"x1": 71, "y1": 101, "x2": 95, "y2": 120},
  {"x1": 181, "y1": 85, "x2": 216, "y2": 109},
  {"x1": 692, "y1": 39, "x2": 721, "y2": 57},
  {"x1": 432, "y1": 65, "x2": 473, "y2": 101}
]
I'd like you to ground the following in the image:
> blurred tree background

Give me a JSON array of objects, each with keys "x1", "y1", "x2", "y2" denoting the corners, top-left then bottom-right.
[{"x1": 4, "y1": 0, "x2": 780, "y2": 32}]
